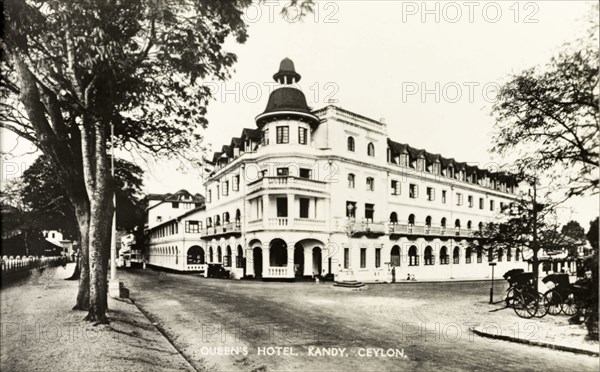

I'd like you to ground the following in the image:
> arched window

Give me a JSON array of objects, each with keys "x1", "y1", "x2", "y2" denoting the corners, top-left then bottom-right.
[
  {"x1": 366, "y1": 177, "x2": 374, "y2": 191},
  {"x1": 223, "y1": 212, "x2": 230, "y2": 224},
  {"x1": 467, "y1": 220, "x2": 472, "y2": 230},
  {"x1": 441, "y1": 217, "x2": 447, "y2": 228},
  {"x1": 477, "y1": 247, "x2": 483, "y2": 263},
  {"x1": 424, "y1": 246, "x2": 434, "y2": 265},
  {"x1": 225, "y1": 246, "x2": 232, "y2": 267},
  {"x1": 215, "y1": 215, "x2": 221, "y2": 226},
  {"x1": 187, "y1": 246, "x2": 205, "y2": 264},
  {"x1": 347, "y1": 136, "x2": 355, "y2": 152},
  {"x1": 498, "y1": 248, "x2": 503, "y2": 262},
  {"x1": 209, "y1": 247, "x2": 214, "y2": 262},
  {"x1": 408, "y1": 246, "x2": 419, "y2": 266},
  {"x1": 348, "y1": 173, "x2": 355, "y2": 188},
  {"x1": 207, "y1": 217, "x2": 212, "y2": 227},
  {"x1": 235, "y1": 209, "x2": 241, "y2": 225},
  {"x1": 453, "y1": 247, "x2": 460, "y2": 264},
  {"x1": 269, "y1": 239, "x2": 287, "y2": 267},
  {"x1": 515, "y1": 248, "x2": 521, "y2": 262},
  {"x1": 236, "y1": 245, "x2": 244, "y2": 268},
  {"x1": 465, "y1": 247, "x2": 472, "y2": 264},
  {"x1": 389, "y1": 212, "x2": 398, "y2": 224},
  {"x1": 507, "y1": 248, "x2": 512, "y2": 261},
  {"x1": 425, "y1": 216, "x2": 432, "y2": 227},
  {"x1": 367, "y1": 142, "x2": 375, "y2": 157},
  {"x1": 391, "y1": 245, "x2": 401, "y2": 266},
  {"x1": 217, "y1": 246, "x2": 222, "y2": 262},
  {"x1": 440, "y1": 246, "x2": 449, "y2": 265},
  {"x1": 408, "y1": 214, "x2": 415, "y2": 225},
  {"x1": 478, "y1": 222, "x2": 484, "y2": 231},
  {"x1": 455, "y1": 219, "x2": 461, "y2": 228}
]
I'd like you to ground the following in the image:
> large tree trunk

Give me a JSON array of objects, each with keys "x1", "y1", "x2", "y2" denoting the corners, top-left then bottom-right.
[
  {"x1": 85, "y1": 197, "x2": 112, "y2": 323},
  {"x1": 81, "y1": 118, "x2": 113, "y2": 324},
  {"x1": 73, "y1": 204, "x2": 90, "y2": 310}
]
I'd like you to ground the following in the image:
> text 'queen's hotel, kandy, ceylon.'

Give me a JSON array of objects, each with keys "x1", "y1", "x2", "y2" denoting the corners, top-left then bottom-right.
[{"x1": 145, "y1": 58, "x2": 529, "y2": 282}]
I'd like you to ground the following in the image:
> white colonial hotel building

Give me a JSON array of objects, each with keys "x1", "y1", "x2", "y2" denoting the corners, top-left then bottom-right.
[{"x1": 145, "y1": 58, "x2": 528, "y2": 282}]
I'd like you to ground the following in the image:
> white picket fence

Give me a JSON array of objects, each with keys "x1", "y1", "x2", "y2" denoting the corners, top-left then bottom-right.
[{"x1": 1, "y1": 255, "x2": 67, "y2": 275}]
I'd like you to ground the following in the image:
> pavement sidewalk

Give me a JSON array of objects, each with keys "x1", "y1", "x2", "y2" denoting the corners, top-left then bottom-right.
[
  {"x1": 1, "y1": 264, "x2": 194, "y2": 372},
  {"x1": 471, "y1": 303, "x2": 599, "y2": 356}
]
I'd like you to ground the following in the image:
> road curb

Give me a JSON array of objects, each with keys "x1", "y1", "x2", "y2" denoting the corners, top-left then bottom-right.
[
  {"x1": 124, "y1": 294, "x2": 199, "y2": 372},
  {"x1": 470, "y1": 327, "x2": 599, "y2": 357}
]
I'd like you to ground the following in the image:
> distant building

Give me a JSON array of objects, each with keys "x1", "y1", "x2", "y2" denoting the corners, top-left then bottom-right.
[
  {"x1": 145, "y1": 190, "x2": 204, "y2": 230},
  {"x1": 43, "y1": 230, "x2": 77, "y2": 257},
  {"x1": 146, "y1": 58, "x2": 528, "y2": 281}
]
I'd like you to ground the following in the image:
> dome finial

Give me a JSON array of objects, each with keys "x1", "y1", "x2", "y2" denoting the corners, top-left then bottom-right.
[{"x1": 273, "y1": 57, "x2": 301, "y2": 84}]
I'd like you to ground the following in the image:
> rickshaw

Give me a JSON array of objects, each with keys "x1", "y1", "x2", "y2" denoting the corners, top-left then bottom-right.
[
  {"x1": 503, "y1": 270, "x2": 547, "y2": 318},
  {"x1": 542, "y1": 273, "x2": 570, "y2": 315}
]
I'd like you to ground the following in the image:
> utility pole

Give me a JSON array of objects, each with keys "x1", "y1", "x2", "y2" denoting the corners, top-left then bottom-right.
[
  {"x1": 531, "y1": 177, "x2": 539, "y2": 292},
  {"x1": 108, "y1": 122, "x2": 119, "y2": 298}
]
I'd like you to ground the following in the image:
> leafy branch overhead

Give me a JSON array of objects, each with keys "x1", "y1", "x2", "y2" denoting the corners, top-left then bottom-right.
[{"x1": 491, "y1": 30, "x2": 599, "y2": 197}]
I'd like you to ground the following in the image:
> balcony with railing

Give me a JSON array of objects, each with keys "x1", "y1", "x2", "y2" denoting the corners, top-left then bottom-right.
[
  {"x1": 347, "y1": 219, "x2": 387, "y2": 237},
  {"x1": 388, "y1": 222, "x2": 476, "y2": 238},
  {"x1": 246, "y1": 217, "x2": 327, "y2": 232},
  {"x1": 247, "y1": 176, "x2": 327, "y2": 194},
  {"x1": 202, "y1": 222, "x2": 242, "y2": 239},
  {"x1": 263, "y1": 266, "x2": 293, "y2": 279}
]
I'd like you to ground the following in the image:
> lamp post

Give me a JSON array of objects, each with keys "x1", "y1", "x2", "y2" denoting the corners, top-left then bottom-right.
[
  {"x1": 108, "y1": 122, "x2": 119, "y2": 298},
  {"x1": 489, "y1": 262, "x2": 496, "y2": 304}
]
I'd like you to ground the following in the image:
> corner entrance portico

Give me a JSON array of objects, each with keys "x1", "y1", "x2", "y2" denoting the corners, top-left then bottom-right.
[{"x1": 262, "y1": 238, "x2": 326, "y2": 280}]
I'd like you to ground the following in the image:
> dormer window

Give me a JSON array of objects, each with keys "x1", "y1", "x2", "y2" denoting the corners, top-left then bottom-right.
[
  {"x1": 367, "y1": 142, "x2": 375, "y2": 157},
  {"x1": 432, "y1": 162, "x2": 441, "y2": 175},
  {"x1": 399, "y1": 154, "x2": 408, "y2": 167},
  {"x1": 416, "y1": 158, "x2": 425, "y2": 172},
  {"x1": 447, "y1": 166, "x2": 455, "y2": 178}
]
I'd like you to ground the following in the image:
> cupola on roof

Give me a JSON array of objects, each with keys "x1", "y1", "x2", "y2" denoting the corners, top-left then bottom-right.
[{"x1": 273, "y1": 57, "x2": 301, "y2": 84}]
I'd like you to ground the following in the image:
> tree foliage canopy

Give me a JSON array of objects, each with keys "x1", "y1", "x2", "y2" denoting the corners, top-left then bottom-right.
[
  {"x1": 21, "y1": 155, "x2": 145, "y2": 238},
  {"x1": 491, "y1": 13, "x2": 599, "y2": 197},
  {"x1": 1, "y1": 0, "x2": 262, "y2": 157}
]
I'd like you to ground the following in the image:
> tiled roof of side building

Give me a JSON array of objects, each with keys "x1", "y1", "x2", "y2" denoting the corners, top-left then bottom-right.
[
  {"x1": 146, "y1": 193, "x2": 170, "y2": 200},
  {"x1": 163, "y1": 189, "x2": 204, "y2": 203},
  {"x1": 148, "y1": 204, "x2": 206, "y2": 231}
]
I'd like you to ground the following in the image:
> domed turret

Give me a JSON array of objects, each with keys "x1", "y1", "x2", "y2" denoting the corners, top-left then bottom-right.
[{"x1": 256, "y1": 58, "x2": 319, "y2": 128}]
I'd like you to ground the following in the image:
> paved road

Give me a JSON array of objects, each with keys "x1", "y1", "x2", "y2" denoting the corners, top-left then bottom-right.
[{"x1": 121, "y1": 269, "x2": 599, "y2": 372}]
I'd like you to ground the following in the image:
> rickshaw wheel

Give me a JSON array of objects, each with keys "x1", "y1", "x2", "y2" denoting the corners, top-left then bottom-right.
[
  {"x1": 563, "y1": 293, "x2": 577, "y2": 316},
  {"x1": 505, "y1": 287, "x2": 516, "y2": 307},
  {"x1": 514, "y1": 292, "x2": 536, "y2": 319},
  {"x1": 533, "y1": 292, "x2": 548, "y2": 318},
  {"x1": 544, "y1": 290, "x2": 563, "y2": 315}
]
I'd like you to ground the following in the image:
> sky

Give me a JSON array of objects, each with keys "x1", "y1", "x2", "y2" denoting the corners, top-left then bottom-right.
[{"x1": 1, "y1": 1, "x2": 597, "y2": 227}]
